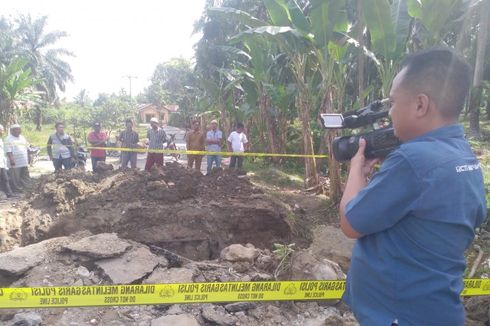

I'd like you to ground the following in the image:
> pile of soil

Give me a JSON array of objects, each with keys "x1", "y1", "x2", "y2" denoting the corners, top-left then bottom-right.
[{"x1": 18, "y1": 164, "x2": 293, "y2": 261}]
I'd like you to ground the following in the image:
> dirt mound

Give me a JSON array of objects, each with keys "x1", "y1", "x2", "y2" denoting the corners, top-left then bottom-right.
[{"x1": 19, "y1": 164, "x2": 293, "y2": 260}]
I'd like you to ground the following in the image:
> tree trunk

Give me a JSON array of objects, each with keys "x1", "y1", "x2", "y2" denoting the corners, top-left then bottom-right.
[
  {"x1": 320, "y1": 89, "x2": 342, "y2": 202},
  {"x1": 469, "y1": 0, "x2": 489, "y2": 138},
  {"x1": 357, "y1": 0, "x2": 365, "y2": 106},
  {"x1": 290, "y1": 54, "x2": 319, "y2": 188},
  {"x1": 259, "y1": 92, "x2": 281, "y2": 164},
  {"x1": 219, "y1": 102, "x2": 231, "y2": 137},
  {"x1": 486, "y1": 87, "x2": 490, "y2": 120},
  {"x1": 35, "y1": 107, "x2": 43, "y2": 131},
  {"x1": 296, "y1": 93, "x2": 319, "y2": 188}
]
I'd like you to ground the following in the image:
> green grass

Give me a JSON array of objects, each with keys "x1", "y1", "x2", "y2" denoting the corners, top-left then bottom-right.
[{"x1": 22, "y1": 123, "x2": 55, "y2": 155}]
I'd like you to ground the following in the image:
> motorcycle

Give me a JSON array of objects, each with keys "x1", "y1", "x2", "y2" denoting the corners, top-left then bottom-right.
[
  {"x1": 106, "y1": 140, "x2": 120, "y2": 157},
  {"x1": 165, "y1": 133, "x2": 180, "y2": 161},
  {"x1": 28, "y1": 145, "x2": 41, "y2": 166},
  {"x1": 76, "y1": 146, "x2": 88, "y2": 169}
]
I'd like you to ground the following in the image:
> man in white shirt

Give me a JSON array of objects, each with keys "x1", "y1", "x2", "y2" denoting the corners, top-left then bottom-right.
[
  {"x1": 227, "y1": 123, "x2": 249, "y2": 169},
  {"x1": 0, "y1": 124, "x2": 14, "y2": 198},
  {"x1": 5, "y1": 124, "x2": 31, "y2": 191}
]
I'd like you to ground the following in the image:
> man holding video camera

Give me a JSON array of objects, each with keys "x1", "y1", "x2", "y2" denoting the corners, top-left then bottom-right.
[{"x1": 339, "y1": 47, "x2": 487, "y2": 325}]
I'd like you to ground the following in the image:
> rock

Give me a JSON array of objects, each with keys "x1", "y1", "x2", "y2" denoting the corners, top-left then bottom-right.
[
  {"x1": 250, "y1": 272, "x2": 273, "y2": 281},
  {"x1": 232, "y1": 261, "x2": 251, "y2": 273},
  {"x1": 166, "y1": 304, "x2": 183, "y2": 315},
  {"x1": 202, "y1": 305, "x2": 235, "y2": 326},
  {"x1": 150, "y1": 314, "x2": 199, "y2": 326},
  {"x1": 143, "y1": 267, "x2": 194, "y2": 284},
  {"x1": 309, "y1": 226, "x2": 355, "y2": 271},
  {"x1": 220, "y1": 244, "x2": 259, "y2": 263},
  {"x1": 465, "y1": 296, "x2": 490, "y2": 324},
  {"x1": 76, "y1": 266, "x2": 90, "y2": 278},
  {"x1": 225, "y1": 302, "x2": 257, "y2": 313},
  {"x1": 11, "y1": 312, "x2": 42, "y2": 326},
  {"x1": 63, "y1": 233, "x2": 131, "y2": 259},
  {"x1": 96, "y1": 162, "x2": 114, "y2": 172},
  {"x1": 96, "y1": 246, "x2": 167, "y2": 284},
  {"x1": 291, "y1": 250, "x2": 344, "y2": 281},
  {"x1": 256, "y1": 254, "x2": 275, "y2": 271}
]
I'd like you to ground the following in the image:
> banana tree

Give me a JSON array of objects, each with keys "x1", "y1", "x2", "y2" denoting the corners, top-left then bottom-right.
[
  {"x1": 467, "y1": 0, "x2": 489, "y2": 138},
  {"x1": 0, "y1": 57, "x2": 40, "y2": 125}
]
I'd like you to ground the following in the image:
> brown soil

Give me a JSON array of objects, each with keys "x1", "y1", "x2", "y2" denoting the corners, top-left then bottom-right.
[{"x1": 18, "y1": 163, "x2": 293, "y2": 260}]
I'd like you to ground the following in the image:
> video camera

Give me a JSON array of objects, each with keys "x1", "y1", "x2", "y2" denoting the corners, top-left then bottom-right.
[{"x1": 320, "y1": 99, "x2": 401, "y2": 162}]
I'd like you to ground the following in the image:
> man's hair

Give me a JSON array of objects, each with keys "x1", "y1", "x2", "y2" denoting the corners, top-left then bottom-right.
[
  {"x1": 236, "y1": 122, "x2": 244, "y2": 129},
  {"x1": 125, "y1": 119, "x2": 133, "y2": 124},
  {"x1": 400, "y1": 47, "x2": 472, "y2": 119},
  {"x1": 55, "y1": 122, "x2": 64, "y2": 129}
]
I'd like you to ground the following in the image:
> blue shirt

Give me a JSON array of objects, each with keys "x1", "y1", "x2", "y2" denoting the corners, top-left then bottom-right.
[
  {"x1": 206, "y1": 130, "x2": 223, "y2": 152},
  {"x1": 343, "y1": 124, "x2": 487, "y2": 326}
]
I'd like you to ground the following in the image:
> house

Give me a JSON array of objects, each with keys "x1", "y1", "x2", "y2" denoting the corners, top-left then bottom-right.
[{"x1": 136, "y1": 104, "x2": 179, "y2": 125}]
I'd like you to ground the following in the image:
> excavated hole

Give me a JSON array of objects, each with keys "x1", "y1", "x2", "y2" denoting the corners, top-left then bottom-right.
[{"x1": 18, "y1": 164, "x2": 293, "y2": 261}]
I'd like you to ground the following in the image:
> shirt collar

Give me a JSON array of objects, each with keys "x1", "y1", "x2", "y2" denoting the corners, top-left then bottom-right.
[{"x1": 407, "y1": 124, "x2": 464, "y2": 143}]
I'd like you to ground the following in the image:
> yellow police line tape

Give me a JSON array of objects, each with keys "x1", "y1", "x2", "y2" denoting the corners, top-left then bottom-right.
[
  {"x1": 0, "y1": 279, "x2": 488, "y2": 309},
  {"x1": 43, "y1": 144, "x2": 329, "y2": 159}
]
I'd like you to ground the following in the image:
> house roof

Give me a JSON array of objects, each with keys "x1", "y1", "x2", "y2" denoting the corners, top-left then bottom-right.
[{"x1": 136, "y1": 103, "x2": 179, "y2": 113}]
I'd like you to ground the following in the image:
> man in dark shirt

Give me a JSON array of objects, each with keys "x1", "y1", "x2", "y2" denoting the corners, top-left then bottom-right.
[
  {"x1": 118, "y1": 119, "x2": 139, "y2": 169},
  {"x1": 145, "y1": 117, "x2": 167, "y2": 171},
  {"x1": 339, "y1": 47, "x2": 487, "y2": 325}
]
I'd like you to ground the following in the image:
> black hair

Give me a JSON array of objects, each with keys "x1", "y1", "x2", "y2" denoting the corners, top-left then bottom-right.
[
  {"x1": 236, "y1": 122, "x2": 244, "y2": 129},
  {"x1": 55, "y1": 122, "x2": 64, "y2": 129},
  {"x1": 125, "y1": 119, "x2": 133, "y2": 124},
  {"x1": 400, "y1": 46, "x2": 472, "y2": 119}
]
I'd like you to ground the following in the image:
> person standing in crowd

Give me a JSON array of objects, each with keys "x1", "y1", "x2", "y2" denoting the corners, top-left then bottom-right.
[
  {"x1": 118, "y1": 119, "x2": 140, "y2": 169},
  {"x1": 87, "y1": 122, "x2": 108, "y2": 172},
  {"x1": 5, "y1": 124, "x2": 31, "y2": 190},
  {"x1": 206, "y1": 120, "x2": 223, "y2": 175},
  {"x1": 186, "y1": 120, "x2": 205, "y2": 171},
  {"x1": 47, "y1": 122, "x2": 76, "y2": 172},
  {"x1": 145, "y1": 117, "x2": 167, "y2": 171},
  {"x1": 0, "y1": 124, "x2": 15, "y2": 198},
  {"x1": 227, "y1": 123, "x2": 249, "y2": 169}
]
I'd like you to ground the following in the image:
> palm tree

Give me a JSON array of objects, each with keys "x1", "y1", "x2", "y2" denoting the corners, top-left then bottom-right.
[{"x1": 15, "y1": 14, "x2": 74, "y2": 130}]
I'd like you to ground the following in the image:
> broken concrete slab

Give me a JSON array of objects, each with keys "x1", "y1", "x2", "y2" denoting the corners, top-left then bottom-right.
[
  {"x1": 0, "y1": 237, "x2": 70, "y2": 278},
  {"x1": 291, "y1": 250, "x2": 345, "y2": 281},
  {"x1": 63, "y1": 233, "x2": 131, "y2": 259},
  {"x1": 309, "y1": 225, "x2": 355, "y2": 271},
  {"x1": 224, "y1": 302, "x2": 257, "y2": 313},
  {"x1": 220, "y1": 244, "x2": 259, "y2": 263},
  {"x1": 143, "y1": 267, "x2": 194, "y2": 284},
  {"x1": 95, "y1": 246, "x2": 167, "y2": 284},
  {"x1": 201, "y1": 305, "x2": 236, "y2": 326},
  {"x1": 150, "y1": 314, "x2": 199, "y2": 326},
  {"x1": 11, "y1": 312, "x2": 42, "y2": 326}
]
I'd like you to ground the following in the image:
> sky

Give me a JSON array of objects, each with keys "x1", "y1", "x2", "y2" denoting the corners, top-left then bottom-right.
[{"x1": 0, "y1": 0, "x2": 207, "y2": 100}]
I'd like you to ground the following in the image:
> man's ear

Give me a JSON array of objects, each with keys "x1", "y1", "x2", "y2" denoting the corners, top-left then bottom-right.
[{"x1": 415, "y1": 93, "x2": 430, "y2": 118}]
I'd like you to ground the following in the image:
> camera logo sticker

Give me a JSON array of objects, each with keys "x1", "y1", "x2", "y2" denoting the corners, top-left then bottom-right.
[
  {"x1": 9, "y1": 290, "x2": 28, "y2": 301},
  {"x1": 283, "y1": 284, "x2": 297, "y2": 295},
  {"x1": 159, "y1": 285, "x2": 175, "y2": 298}
]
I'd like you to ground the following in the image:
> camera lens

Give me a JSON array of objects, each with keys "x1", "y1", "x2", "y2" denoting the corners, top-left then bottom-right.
[{"x1": 333, "y1": 135, "x2": 359, "y2": 162}]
